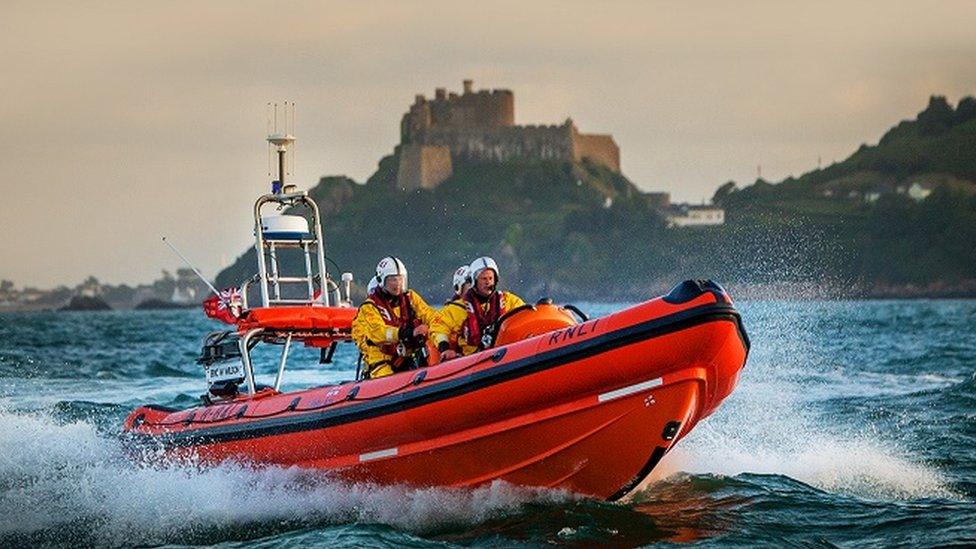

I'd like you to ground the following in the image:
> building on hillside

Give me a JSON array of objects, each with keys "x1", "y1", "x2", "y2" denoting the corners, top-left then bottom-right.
[
  {"x1": 395, "y1": 79, "x2": 620, "y2": 190},
  {"x1": 171, "y1": 268, "x2": 207, "y2": 304},
  {"x1": 904, "y1": 181, "x2": 935, "y2": 201},
  {"x1": 76, "y1": 276, "x2": 103, "y2": 297},
  {"x1": 666, "y1": 204, "x2": 725, "y2": 228},
  {"x1": 21, "y1": 288, "x2": 46, "y2": 303}
]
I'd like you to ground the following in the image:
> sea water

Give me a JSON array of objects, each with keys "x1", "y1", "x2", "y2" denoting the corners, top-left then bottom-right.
[{"x1": 1, "y1": 301, "x2": 973, "y2": 547}]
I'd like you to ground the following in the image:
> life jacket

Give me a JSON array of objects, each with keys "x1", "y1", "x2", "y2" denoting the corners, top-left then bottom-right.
[
  {"x1": 363, "y1": 287, "x2": 421, "y2": 358},
  {"x1": 462, "y1": 289, "x2": 507, "y2": 351}
]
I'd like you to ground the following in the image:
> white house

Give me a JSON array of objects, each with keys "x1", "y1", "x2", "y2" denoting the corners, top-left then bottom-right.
[
  {"x1": 667, "y1": 205, "x2": 725, "y2": 228},
  {"x1": 906, "y1": 182, "x2": 934, "y2": 201}
]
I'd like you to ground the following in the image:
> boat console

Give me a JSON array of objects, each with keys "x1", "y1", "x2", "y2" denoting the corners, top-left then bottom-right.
[{"x1": 200, "y1": 118, "x2": 356, "y2": 400}]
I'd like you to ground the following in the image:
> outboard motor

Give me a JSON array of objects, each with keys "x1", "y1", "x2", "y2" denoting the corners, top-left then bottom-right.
[{"x1": 197, "y1": 331, "x2": 247, "y2": 398}]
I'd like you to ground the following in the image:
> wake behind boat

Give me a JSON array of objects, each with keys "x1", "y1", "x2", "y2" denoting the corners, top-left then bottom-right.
[{"x1": 122, "y1": 127, "x2": 749, "y2": 500}]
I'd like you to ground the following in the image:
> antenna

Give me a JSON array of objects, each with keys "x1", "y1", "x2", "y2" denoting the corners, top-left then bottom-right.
[
  {"x1": 267, "y1": 103, "x2": 273, "y2": 177},
  {"x1": 290, "y1": 102, "x2": 296, "y2": 177},
  {"x1": 267, "y1": 101, "x2": 296, "y2": 193},
  {"x1": 161, "y1": 236, "x2": 223, "y2": 300}
]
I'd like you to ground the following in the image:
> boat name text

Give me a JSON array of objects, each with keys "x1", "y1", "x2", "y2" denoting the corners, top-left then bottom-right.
[{"x1": 548, "y1": 319, "x2": 600, "y2": 345}]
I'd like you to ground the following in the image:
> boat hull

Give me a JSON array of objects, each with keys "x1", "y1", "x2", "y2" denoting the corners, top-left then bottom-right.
[{"x1": 124, "y1": 284, "x2": 748, "y2": 500}]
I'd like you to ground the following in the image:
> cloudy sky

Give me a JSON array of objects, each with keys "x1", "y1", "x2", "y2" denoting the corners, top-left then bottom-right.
[{"x1": 2, "y1": 1, "x2": 975, "y2": 288}]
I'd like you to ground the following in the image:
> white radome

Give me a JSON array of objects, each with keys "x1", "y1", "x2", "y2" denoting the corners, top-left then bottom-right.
[{"x1": 260, "y1": 215, "x2": 310, "y2": 237}]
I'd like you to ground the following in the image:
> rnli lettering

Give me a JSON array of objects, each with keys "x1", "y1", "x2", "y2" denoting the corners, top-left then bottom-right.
[
  {"x1": 196, "y1": 403, "x2": 247, "y2": 422},
  {"x1": 548, "y1": 319, "x2": 600, "y2": 345},
  {"x1": 323, "y1": 387, "x2": 343, "y2": 405},
  {"x1": 198, "y1": 405, "x2": 231, "y2": 422}
]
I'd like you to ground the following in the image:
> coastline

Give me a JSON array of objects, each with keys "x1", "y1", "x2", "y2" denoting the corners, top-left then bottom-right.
[
  {"x1": 3, "y1": 279, "x2": 975, "y2": 313},
  {"x1": 724, "y1": 280, "x2": 976, "y2": 301}
]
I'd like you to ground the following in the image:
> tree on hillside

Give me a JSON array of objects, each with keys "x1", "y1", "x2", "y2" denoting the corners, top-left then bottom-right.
[
  {"x1": 917, "y1": 95, "x2": 955, "y2": 136},
  {"x1": 712, "y1": 181, "x2": 737, "y2": 205},
  {"x1": 955, "y1": 96, "x2": 976, "y2": 124}
]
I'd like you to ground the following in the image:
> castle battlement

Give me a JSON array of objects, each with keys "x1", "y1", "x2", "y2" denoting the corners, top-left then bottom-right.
[{"x1": 396, "y1": 80, "x2": 620, "y2": 190}]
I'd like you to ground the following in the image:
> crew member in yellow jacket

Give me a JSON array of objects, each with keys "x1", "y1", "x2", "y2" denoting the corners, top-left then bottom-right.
[
  {"x1": 352, "y1": 256, "x2": 440, "y2": 379},
  {"x1": 437, "y1": 264, "x2": 472, "y2": 355},
  {"x1": 448, "y1": 264, "x2": 472, "y2": 301},
  {"x1": 433, "y1": 257, "x2": 525, "y2": 360}
]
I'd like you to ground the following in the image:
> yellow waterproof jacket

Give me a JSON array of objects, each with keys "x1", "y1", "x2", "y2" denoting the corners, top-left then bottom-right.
[
  {"x1": 432, "y1": 291, "x2": 525, "y2": 356},
  {"x1": 437, "y1": 299, "x2": 470, "y2": 352},
  {"x1": 352, "y1": 289, "x2": 439, "y2": 378}
]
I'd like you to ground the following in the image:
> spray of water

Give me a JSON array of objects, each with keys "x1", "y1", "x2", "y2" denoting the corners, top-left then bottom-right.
[
  {"x1": 649, "y1": 299, "x2": 957, "y2": 501},
  {"x1": 0, "y1": 408, "x2": 571, "y2": 546}
]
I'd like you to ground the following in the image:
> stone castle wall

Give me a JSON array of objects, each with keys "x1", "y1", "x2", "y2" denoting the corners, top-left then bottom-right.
[
  {"x1": 428, "y1": 88, "x2": 514, "y2": 129},
  {"x1": 402, "y1": 81, "x2": 514, "y2": 145},
  {"x1": 396, "y1": 80, "x2": 620, "y2": 189},
  {"x1": 420, "y1": 123, "x2": 575, "y2": 163},
  {"x1": 572, "y1": 131, "x2": 620, "y2": 172},
  {"x1": 396, "y1": 144, "x2": 453, "y2": 190}
]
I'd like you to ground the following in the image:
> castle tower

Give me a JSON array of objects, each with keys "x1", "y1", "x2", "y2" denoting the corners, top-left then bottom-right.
[{"x1": 395, "y1": 80, "x2": 619, "y2": 190}]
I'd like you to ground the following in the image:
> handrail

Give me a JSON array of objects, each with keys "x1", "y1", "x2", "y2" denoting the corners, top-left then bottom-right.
[
  {"x1": 252, "y1": 192, "x2": 330, "y2": 308},
  {"x1": 273, "y1": 333, "x2": 293, "y2": 391},
  {"x1": 238, "y1": 328, "x2": 264, "y2": 395}
]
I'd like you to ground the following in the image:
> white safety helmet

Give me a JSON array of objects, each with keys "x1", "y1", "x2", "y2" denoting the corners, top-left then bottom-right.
[
  {"x1": 469, "y1": 256, "x2": 499, "y2": 284},
  {"x1": 366, "y1": 276, "x2": 380, "y2": 295},
  {"x1": 452, "y1": 265, "x2": 471, "y2": 293},
  {"x1": 375, "y1": 256, "x2": 408, "y2": 290}
]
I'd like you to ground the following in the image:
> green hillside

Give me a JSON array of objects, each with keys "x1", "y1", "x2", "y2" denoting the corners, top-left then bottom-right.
[
  {"x1": 716, "y1": 95, "x2": 976, "y2": 289},
  {"x1": 216, "y1": 156, "x2": 675, "y2": 300},
  {"x1": 217, "y1": 95, "x2": 976, "y2": 301}
]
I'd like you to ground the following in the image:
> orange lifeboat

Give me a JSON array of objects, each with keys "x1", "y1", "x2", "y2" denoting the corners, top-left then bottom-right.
[{"x1": 123, "y1": 279, "x2": 748, "y2": 501}]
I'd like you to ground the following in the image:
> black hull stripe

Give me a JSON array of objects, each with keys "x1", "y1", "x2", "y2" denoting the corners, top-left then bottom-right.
[
  {"x1": 130, "y1": 303, "x2": 747, "y2": 447},
  {"x1": 608, "y1": 446, "x2": 668, "y2": 501}
]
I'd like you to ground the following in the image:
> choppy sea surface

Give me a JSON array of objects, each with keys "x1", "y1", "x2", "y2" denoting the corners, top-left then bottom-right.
[{"x1": 1, "y1": 300, "x2": 974, "y2": 547}]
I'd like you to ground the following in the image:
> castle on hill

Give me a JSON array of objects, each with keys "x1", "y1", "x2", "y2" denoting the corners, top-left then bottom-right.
[{"x1": 395, "y1": 79, "x2": 620, "y2": 189}]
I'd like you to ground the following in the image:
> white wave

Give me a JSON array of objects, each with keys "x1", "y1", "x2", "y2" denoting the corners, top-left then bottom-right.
[
  {"x1": 662, "y1": 424, "x2": 956, "y2": 500},
  {"x1": 651, "y1": 300, "x2": 959, "y2": 501},
  {"x1": 0, "y1": 408, "x2": 570, "y2": 546}
]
